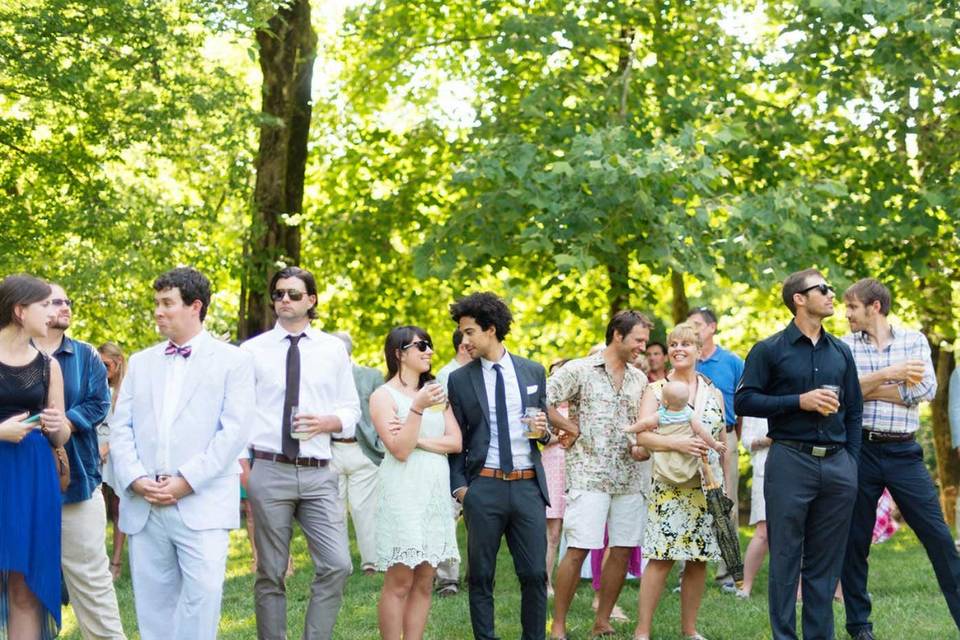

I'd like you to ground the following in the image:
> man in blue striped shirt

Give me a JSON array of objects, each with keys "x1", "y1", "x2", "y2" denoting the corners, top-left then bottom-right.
[{"x1": 840, "y1": 278, "x2": 960, "y2": 640}]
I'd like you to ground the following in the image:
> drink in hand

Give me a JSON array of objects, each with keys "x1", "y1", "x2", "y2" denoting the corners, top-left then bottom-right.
[{"x1": 522, "y1": 408, "x2": 545, "y2": 439}]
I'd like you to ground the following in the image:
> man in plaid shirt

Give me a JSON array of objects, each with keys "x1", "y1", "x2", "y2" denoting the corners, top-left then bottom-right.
[{"x1": 839, "y1": 278, "x2": 960, "y2": 640}]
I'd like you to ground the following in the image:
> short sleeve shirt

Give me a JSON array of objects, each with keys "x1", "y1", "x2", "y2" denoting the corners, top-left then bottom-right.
[{"x1": 546, "y1": 352, "x2": 647, "y2": 494}]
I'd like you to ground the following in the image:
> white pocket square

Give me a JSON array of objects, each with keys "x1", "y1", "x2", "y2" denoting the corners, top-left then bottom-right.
[{"x1": 527, "y1": 385, "x2": 538, "y2": 393}]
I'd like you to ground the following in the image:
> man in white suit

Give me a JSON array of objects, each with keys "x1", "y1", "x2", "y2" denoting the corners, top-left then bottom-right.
[{"x1": 110, "y1": 267, "x2": 255, "y2": 640}]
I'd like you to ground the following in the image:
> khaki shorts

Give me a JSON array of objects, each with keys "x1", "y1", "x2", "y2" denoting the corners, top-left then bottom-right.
[{"x1": 562, "y1": 489, "x2": 647, "y2": 549}]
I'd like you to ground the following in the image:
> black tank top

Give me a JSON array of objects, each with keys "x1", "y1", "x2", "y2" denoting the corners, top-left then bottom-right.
[{"x1": 0, "y1": 351, "x2": 47, "y2": 422}]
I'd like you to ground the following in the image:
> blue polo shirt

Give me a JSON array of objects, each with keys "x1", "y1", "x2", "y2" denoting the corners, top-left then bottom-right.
[
  {"x1": 696, "y1": 344, "x2": 744, "y2": 430},
  {"x1": 52, "y1": 337, "x2": 111, "y2": 504}
]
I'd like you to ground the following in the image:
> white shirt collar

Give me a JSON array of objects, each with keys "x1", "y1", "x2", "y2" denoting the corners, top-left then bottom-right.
[
  {"x1": 271, "y1": 322, "x2": 318, "y2": 343},
  {"x1": 480, "y1": 348, "x2": 512, "y2": 372}
]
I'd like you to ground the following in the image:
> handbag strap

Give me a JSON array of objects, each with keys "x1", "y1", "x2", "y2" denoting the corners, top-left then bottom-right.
[{"x1": 39, "y1": 351, "x2": 51, "y2": 412}]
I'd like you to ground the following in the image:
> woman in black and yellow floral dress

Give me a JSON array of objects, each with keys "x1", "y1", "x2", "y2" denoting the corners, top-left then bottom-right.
[{"x1": 631, "y1": 322, "x2": 726, "y2": 640}]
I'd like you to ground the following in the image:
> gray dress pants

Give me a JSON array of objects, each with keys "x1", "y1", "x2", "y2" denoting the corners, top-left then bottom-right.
[{"x1": 248, "y1": 459, "x2": 352, "y2": 640}]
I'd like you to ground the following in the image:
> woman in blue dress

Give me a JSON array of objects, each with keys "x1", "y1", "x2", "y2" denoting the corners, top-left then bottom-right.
[
  {"x1": 0, "y1": 275, "x2": 69, "y2": 638},
  {"x1": 369, "y1": 326, "x2": 461, "y2": 640}
]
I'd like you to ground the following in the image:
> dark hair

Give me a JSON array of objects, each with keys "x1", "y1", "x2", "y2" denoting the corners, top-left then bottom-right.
[
  {"x1": 452, "y1": 328, "x2": 463, "y2": 352},
  {"x1": 646, "y1": 341, "x2": 667, "y2": 355},
  {"x1": 0, "y1": 274, "x2": 52, "y2": 329},
  {"x1": 781, "y1": 268, "x2": 824, "y2": 315},
  {"x1": 269, "y1": 266, "x2": 318, "y2": 320},
  {"x1": 843, "y1": 278, "x2": 891, "y2": 316},
  {"x1": 687, "y1": 307, "x2": 718, "y2": 326},
  {"x1": 384, "y1": 325, "x2": 435, "y2": 389},
  {"x1": 153, "y1": 267, "x2": 212, "y2": 321},
  {"x1": 605, "y1": 310, "x2": 653, "y2": 345},
  {"x1": 548, "y1": 358, "x2": 569, "y2": 375},
  {"x1": 449, "y1": 292, "x2": 512, "y2": 341}
]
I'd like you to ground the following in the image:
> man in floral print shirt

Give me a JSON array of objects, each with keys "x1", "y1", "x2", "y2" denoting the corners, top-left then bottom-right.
[{"x1": 546, "y1": 310, "x2": 653, "y2": 640}]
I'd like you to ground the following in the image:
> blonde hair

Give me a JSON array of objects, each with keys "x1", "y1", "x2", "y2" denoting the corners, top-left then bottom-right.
[
  {"x1": 667, "y1": 322, "x2": 703, "y2": 350},
  {"x1": 98, "y1": 342, "x2": 127, "y2": 411}
]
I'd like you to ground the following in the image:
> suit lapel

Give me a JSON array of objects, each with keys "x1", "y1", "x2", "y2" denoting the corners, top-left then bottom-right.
[
  {"x1": 151, "y1": 345, "x2": 166, "y2": 429},
  {"x1": 171, "y1": 338, "x2": 210, "y2": 422},
  {"x1": 513, "y1": 356, "x2": 528, "y2": 413},
  {"x1": 468, "y1": 360, "x2": 490, "y2": 428}
]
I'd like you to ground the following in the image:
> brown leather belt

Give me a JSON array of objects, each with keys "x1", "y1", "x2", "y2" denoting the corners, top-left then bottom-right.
[
  {"x1": 479, "y1": 467, "x2": 536, "y2": 481},
  {"x1": 863, "y1": 429, "x2": 915, "y2": 443},
  {"x1": 332, "y1": 437, "x2": 358, "y2": 444},
  {"x1": 251, "y1": 449, "x2": 329, "y2": 468}
]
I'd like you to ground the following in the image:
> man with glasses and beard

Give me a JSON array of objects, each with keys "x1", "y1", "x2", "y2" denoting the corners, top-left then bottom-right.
[
  {"x1": 241, "y1": 266, "x2": 361, "y2": 640},
  {"x1": 35, "y1": 284, "x2": 126, "y2": 639},
  {"x1": 735, "y1": 268, "x2": 863, "y2": 640}
]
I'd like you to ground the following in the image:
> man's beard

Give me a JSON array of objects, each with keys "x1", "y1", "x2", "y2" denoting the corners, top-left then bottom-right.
[{"x1": 49, "y1": 319, "x2": 70, "y2": 330}]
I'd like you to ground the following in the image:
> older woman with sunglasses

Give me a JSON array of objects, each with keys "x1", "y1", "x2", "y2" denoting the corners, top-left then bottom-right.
[{"x1": 369, "y1": 326, "x2": 462, "y2": 640}]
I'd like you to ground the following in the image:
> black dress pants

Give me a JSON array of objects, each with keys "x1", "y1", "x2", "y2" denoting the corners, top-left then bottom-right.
[
  {"x1": 462, "y1": 475, "x2": 547, "y2": 640},
  {"x1": 765, "y1": 442, "x2": 858, "y2": 640},
  {"x1": 841, "y1": 439, "x2": 960, "y2": 635}
]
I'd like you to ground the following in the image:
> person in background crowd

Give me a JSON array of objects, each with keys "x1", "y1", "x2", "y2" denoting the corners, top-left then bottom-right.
[
  {"x1": 98, "y1": 341, "x2": 128, "y2": 582},
  {"x1": 646, "y1": 341, "x2": 668, "y2": 383},
  {"x1": 447, "y1": 292, "x2": 551, "y2": 640},
  {"x1": 110, "y1": 267, "x2": 255, "y2": 640},
  {"x1": 241, "y1": 266, "x2": 360, "y2": 640},
  {"x1": 332, "y1": 331, "x2": 384, "y2": 576},
  {"x1": 542, "y1": 358, "x2": 569, "y2": 598},
  {"x1": 433, "y1": 328, "x2": 472, "y2": 597},
  {"x1": 686, "y1": 306, "x2": 744, "y2": 589},
  {"x1": 736, "y1": 416, "x2": 771, "y2": 599},
  {"x1": 632, "y1": 322, "x2": 722, "y2": 640},
  {"x1": 840, "y1": 278, "x2": 960, "y2": 639},
  {"x1": 369, "y1": 325, "x2": 461, "y2": 640},
  {"x1": 35, "y1": 284, "x2": 125, "y2": 639},
  {"x1": 0, "y1": 274, "x2": 69, "y2": 639},
  {"x1": 735, "y1": 268, "x2": 862, "y2": 640},
  {"x1": 950, "y1": 365, "x2": 960, "y2": 543},
  {"x1": 547, "y1": 310, "x2": 652, "y2": 640}
]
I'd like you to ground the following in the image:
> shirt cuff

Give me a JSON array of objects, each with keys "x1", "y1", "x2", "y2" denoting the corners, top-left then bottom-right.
[
  {"x1": 333, "y1": 411, "x2": 356, "y2": 439},
  {"x1": 898, "y1": 383, "x2": 918, "y2": 408}
]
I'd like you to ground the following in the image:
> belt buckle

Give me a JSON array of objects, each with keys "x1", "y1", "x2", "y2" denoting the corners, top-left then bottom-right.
[
  {"x1": 155, "y1": 473, "x2": 171, "y2": 482},
  {"x1": 811, "y1": 446, "x2": 827, "y2": 457}
]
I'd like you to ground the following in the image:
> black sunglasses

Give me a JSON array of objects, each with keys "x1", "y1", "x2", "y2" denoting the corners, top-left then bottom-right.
[
  {"x1": 270, "y1": 289, "x2": 306, "y2": 302},
  {"x1": 800, "y1": 283, "x2": 835, "y2": 296},
  {"x1": 50, "y1": 298, "x2": 72, "y2": 308},
  {"x1": 401, "y1": 339, "x2": 433, "y2": 352}
]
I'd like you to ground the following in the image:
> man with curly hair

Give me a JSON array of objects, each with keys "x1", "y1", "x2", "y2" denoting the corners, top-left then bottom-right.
[{"x1": 447, "y1": 292, "x2": 551, "y2": 640}]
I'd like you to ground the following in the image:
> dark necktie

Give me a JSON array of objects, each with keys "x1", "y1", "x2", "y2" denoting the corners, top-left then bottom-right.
[
  {"x1": 493, "y1": 363, "x2": 513, "y2": 474},
  {"x1": 282, "y1": 334, "x2": 304, "y2": 460}
]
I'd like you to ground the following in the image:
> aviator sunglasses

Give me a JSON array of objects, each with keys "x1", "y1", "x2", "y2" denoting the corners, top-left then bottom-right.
[
  {"x1": 270, "y1": 288, "x2": 306, "y2": 302},
  {"x1": 401, "y1": 339, "x2": 433, "y2": 352}
]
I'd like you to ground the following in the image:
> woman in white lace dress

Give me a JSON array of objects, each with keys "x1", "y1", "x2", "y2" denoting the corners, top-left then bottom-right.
[{"x1": 369, "y1": 326, "x2": 462, "y2": 640}]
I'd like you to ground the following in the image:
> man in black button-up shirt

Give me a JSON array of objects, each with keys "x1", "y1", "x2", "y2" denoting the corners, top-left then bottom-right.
[{"x1": 735, "y1": 268, "x2": 863, "y2": 640}]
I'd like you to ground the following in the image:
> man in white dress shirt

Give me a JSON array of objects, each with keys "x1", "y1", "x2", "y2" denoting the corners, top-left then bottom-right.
[
  {"x1": 110, "y1": 267, "x2": 255, "y2": 640},
  {"x1": 242, "y1": 266, "x2": 361, "y2": 640}
]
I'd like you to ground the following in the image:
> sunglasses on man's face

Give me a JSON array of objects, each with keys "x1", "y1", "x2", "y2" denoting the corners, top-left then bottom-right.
[
  {"x1": 50, "y1": 298, "x2": 72, "y2": 308},
  {"x1": 401, "y1": 339, "x2": 433, "y2": 353},
  {"x1": 800, "y1": 283, "x2": 835, "y2": 296},
  {"x1": 270, "y1": 289, "x2": 306, "y2": 302}
]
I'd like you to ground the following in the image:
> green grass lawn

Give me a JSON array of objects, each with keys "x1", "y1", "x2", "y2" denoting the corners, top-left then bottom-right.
[{"x1": 60, "y1": 522, "x2": 955, "y2": 639}]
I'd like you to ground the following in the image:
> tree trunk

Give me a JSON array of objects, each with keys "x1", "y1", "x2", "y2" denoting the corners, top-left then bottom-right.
[
  {"x1": 239, "y1": 0, "x2": 317, "y2": 339},
  {"x1": 931, "y1": 342, "x2": 959, "y2": 528},
  {"x1": 606, "y1": 261, "x2": 630, "y2": 319},
  {"x1": 671, "y1": 269, "x2": 688, "y2": 324}
]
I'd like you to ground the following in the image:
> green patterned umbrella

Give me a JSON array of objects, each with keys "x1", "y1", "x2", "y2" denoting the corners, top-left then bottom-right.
[{"x1": 702, "y1": 457, "x2": 744, "y2": 586}]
